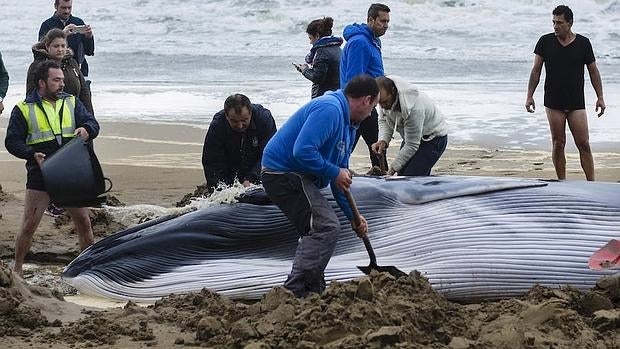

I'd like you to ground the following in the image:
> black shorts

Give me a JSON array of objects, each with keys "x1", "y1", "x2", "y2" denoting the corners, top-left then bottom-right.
[{"x1": 26, "y1": 164, "x2": 46, "y2": 191}]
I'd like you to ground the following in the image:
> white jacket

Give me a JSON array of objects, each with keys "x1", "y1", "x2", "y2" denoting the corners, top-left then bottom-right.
[{"x1": 378, "y1": 75, "x2": 448, "y2": 172}]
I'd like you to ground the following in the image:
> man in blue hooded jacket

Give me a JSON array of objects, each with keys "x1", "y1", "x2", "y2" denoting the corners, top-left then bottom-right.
[
  {"x1": 261, "y1": 74, "x2": 378, "y2": 297},
  {"x1": 340, "y1": 3, "x2": 390, "y2": 172}
]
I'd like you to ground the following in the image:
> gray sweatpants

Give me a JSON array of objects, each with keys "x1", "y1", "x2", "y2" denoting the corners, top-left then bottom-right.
[{"x1": 261, "y1": 172, "x2": 340, "y2": 297}]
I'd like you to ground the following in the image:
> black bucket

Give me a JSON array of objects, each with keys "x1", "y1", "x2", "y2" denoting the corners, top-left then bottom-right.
[{"x1": 41, "y1": 137, "x2": 112, "y2": 207}]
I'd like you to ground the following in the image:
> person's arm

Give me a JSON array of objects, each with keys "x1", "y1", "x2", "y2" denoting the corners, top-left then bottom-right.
[
  {"x1": 38, "y1": 20, "x2": 52, "y2": 41},
  {"x1": 82, "y1": 31, "x2": 95, "y2": 56},
  {"x1": 245, "y1": 108, "x2": 277, "y2": 184},
  {"x1": 525, "y1": 54, "x2": 543, "y2": 113},
  {"x1": 201, "y1": 120, "x2": 229, "y2": 187},
  {"x1": 26, "y1": 62, "x2": 37, "y2": 95},
  {"x1": 301, "y1": 49, "x2": 329, "y2": 84},
  {"x1": 4, "y1": 106, "x2": 36, "y2": 160},
  {"x1": 292, "y1": 104, "x2": 341, "y2": 179},
  {"x1": 341, "y1": 40, "x2": 371, "y2": 85},
  {"x1": 371, "y1": 108, "x2": 393, "y2": 158},
  {"x1": 391, "y1": 108, "x2": 424, "y2": 173},
  {"x1": 378, "y1": 108, "x2": 395, "y2": 146},
  {"x1": 0, "y1": 52, "x2": 8, "y2": 114},
  {"x1": 330, "y1": 168, "x2": 354, "y2": 220},
  {"x1": 73, "y1": 98, "x2": 99, "y2": 140},
  {"x1": 587, "y1": 62, "x2": 605, "y2": 117},
  {"x1": 74, "y1": 60, "x2": 94, "y2": 113}
]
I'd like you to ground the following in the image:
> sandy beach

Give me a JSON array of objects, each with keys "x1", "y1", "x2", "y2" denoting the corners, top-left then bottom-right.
[{"x1": 1, "y1": 119, "x2": 619, "y2": 348}]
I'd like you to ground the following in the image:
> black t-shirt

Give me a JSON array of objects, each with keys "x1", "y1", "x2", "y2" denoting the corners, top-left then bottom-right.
[{"x1": 534, "y1": 33, "x2": 595, "y2": 110}]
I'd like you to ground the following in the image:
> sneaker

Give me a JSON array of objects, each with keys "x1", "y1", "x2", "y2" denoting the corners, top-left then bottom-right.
[{"x1": 44, "y1": 203, "x2": 66, "y2": 218}]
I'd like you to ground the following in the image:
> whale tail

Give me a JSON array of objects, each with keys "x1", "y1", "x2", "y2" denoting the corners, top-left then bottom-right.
[{"x1": 589, "y1": 239, "x2": 620, "y2": 270}]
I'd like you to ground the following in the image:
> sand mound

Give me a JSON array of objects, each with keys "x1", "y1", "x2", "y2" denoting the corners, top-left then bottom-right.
[{"x1": 2, "y1": 259, "x2": 619, "y2": 348}]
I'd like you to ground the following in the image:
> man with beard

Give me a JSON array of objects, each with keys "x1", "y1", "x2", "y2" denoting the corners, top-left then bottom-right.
[
  {"x1": 39, "y1": 0, "x2": 95, "y2": 79},
  {"x1": 340, "y1": 3, "x2": 390, "y2": 172},
  {"x1": 4, "y1": 60, "x2": 99, "y2": 274}
]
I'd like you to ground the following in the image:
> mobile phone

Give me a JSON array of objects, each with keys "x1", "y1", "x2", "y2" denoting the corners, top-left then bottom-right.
[{"x1": 72, "y1": 25, "x2": 88, "y2": 34}]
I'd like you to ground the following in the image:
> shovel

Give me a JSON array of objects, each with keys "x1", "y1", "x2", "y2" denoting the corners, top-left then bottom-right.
[
  {"x1": 344, "y1": 188, "x2": 407, "y2": 278},
  {"x1": 588, "y1": 239, "x2": 620, "y2": 270}
]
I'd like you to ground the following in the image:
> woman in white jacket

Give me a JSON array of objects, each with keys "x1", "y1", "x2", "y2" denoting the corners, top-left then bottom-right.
[{"x1": 371, "y1": 75, "x2": 448, "y2": 176}]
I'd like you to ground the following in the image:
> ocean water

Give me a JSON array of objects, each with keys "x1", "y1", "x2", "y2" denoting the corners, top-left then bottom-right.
[{"x1": 1, "y1": 0, "x2": 619, "y2": 150}]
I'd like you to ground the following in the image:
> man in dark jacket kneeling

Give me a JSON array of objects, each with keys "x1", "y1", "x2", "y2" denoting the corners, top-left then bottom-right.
[{"x1": 202, "y1": 94, "x2": 277, "y2": 191}]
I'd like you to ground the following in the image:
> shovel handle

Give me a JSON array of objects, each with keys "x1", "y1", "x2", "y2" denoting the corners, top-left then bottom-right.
[{"x1": 344, "y1": 189, "x2": 377, "y2": 266}]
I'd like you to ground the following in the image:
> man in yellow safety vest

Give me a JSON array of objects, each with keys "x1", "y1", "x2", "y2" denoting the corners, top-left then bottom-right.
[{"x1": 4, "y1": 60, "x2": 100, "y2": 275}]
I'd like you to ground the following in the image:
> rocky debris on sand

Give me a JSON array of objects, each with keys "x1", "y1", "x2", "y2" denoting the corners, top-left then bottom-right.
[
  {"x1": 147, "y1": 271, "x2": 620, "y2": 348},
  {"x1": 53, "y1": 207, "x2": 127, "y2": 238},
  {"x1": 52, "y1": 301, "x2": 156, "y2": 346},
  {"x1": 0, "y1": 261, "x2": 51, "y2": 337},
  {"x1": 104, "y1": 194, "x2": 125, "y2": 207},
  {"x1": 2, "y1": 260, "x2": 619, "y2": 348}
]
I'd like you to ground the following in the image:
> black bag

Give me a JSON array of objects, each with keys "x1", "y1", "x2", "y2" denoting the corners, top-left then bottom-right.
[{"x1": 41, "y1": 137, "x2": 112, "y2": 207}]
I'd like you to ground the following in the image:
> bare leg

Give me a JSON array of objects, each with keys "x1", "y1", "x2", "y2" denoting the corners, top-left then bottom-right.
[
  {"x1": 66, "y1": 207, "x2": 94, "y2": 250},
  {"x1": 545, "y1": 108, "x2": 568, "y2": 180},
  {"x1": 14, "y1": 190, "x2": 50, "y2": 274},
  {"x1": 566, "y1": 109, "x2": 594, "y2": 181}
]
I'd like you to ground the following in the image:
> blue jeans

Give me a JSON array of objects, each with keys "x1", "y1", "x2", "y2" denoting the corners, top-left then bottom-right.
[{"x1": 400, "y1": 135, "x2": 447, "y2": 176}]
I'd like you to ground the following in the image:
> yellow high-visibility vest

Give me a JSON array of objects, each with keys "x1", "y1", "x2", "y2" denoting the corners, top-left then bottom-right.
[{"x1": 17, "y1": 96, "x2": 76, "y2": 145}]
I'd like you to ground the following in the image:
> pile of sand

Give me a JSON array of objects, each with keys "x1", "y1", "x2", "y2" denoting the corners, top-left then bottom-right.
[{"x1": 1, "y1": 258, "x2": 619, "y2": 348}]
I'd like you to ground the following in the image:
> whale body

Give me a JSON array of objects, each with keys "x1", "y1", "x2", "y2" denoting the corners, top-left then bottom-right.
[{"x1": 62, "y1": 176, "x2": 620, "y2": 302}]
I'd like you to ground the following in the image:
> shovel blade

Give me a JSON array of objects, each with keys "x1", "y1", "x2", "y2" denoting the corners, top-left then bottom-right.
[{"x1": 357, "y1": 265, "x2": 408, "y2": 278}]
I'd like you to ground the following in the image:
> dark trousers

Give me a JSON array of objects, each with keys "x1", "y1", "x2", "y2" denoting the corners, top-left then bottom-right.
[
  {"x1": 261, "y1": 172, "x2": 340, "y2": 298},
  {"x1": 400, "y1": 135, "x2": 448, "y2": 176},
  {"x1": 353, "y1": 108, "x2": 388, "y2": 170}
]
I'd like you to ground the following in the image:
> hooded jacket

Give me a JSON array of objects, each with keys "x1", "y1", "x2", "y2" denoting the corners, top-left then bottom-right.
[
  {"x1": 261, "y1": 90, "x2": 356, "y2": 220},
  {"x1": 202, "y1": 104, "x2": 276, "y2": 188},
  {"x1": 26, "y1": 42, "x2": 93, "y2": 114},
  {"x1": 378, "y1": 75, "x2": 448, "y2": 172},
  {"x1": 339, "y1": 23, "x2": 384, "y2": 87},
  {"x1": 301, "y1": 36, "x2": 343, "y2": 98},
  {"x1": 39, "y1": 14, "x2": 94, "y2": 77}
]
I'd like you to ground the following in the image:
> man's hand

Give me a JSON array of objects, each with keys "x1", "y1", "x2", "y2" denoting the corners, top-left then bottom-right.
[
  {"x1": 334, "y1": 168, "x2": 352, "y2": 192},
  {"x1": 525, "y1": 97, "x2": 536, "y2": 113},
  {"x1": 34, "y1": 152, "x2": 46, "y2": 167},
  {"x1": 371, "y1": 140, "x2": 387, "y2": 154},
  {"x1": 596, "y1": 96, "x2": 606, "y2": 117},
  {"x1": 75, "y1": 127, "x2": 90, "y2": 140},
  {"x1": 351, "y1": 214, "x2": 368, "y2": 238},
  {"x1": 84, "y1": 25, "x2": 93, "y2": 39},
  {"x1": 63, "y1": 23, "x2": 77, "y2": 35},
  {"x1": 242, "y1": 180, "x2": 252, "y2": 187}
]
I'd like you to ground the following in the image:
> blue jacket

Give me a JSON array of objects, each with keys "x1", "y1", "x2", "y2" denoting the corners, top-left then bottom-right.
[
  {"x1": 262, "y1": 90, "x2": 356, "y2": 220},
  {"x1": 39, "y1": 14, "x2": 95, "y2": 77},
  {"x1": 339, "y1": 23, "x2": 384, "y2": 88}
]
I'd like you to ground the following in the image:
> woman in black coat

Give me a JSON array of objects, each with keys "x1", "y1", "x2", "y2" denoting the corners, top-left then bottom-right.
[{"x1": 294, "y1": 17, "x2": 343, "y2": 98}]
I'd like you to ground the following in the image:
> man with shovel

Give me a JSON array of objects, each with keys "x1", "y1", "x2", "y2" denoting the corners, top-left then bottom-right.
[{"x1": 261, "y1": 74, "x2": 377, "y2": 297}]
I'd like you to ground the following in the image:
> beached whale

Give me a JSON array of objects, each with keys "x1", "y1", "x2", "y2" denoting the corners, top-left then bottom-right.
[{"x1": 62, "y1": 176, "x2": 620, "y2": 302}]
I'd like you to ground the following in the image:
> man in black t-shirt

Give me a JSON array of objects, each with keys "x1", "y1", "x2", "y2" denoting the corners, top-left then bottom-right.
[{"x1": 525, "y1": 5, "x2": 605, "y2": 181}]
